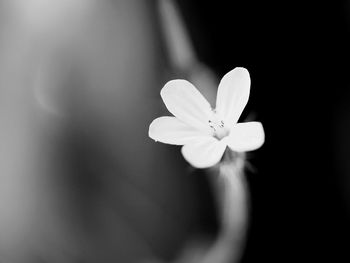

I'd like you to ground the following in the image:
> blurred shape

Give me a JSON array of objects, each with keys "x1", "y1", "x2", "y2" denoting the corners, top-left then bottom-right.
[
  {"x1": 1, "y1": 0, "x2": 207, "y2": 262},
  {"x1": 34, "y1": 53, "x2": 68, "y2": 117},
  {"x1": 158, "y1": 0, "x2": 216, "y2": 104},
  {"x1": 158, "y1": 0, "x2": 196, "y2": 72},
  {"x1": 8, "y1": 0, "x2": 95, "y2": 36},
  {"x1": 142, "y1": 153, "x2": 248, "y2": 263},
  {"x1": 177, "y1": 152, "x2": 248, "y2": 263},
  {"x1": 0, "y1": 0, "x2": 228, "y2": 262}
]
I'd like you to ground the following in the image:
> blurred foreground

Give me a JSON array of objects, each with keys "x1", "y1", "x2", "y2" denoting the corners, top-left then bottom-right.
[{"x1": 0, "y1": 1, "x2": 219, "y2": 262}]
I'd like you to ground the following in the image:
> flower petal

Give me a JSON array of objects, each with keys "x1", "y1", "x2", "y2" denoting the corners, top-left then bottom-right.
[
  {"x1": 161, "y1": 80, "x2": 213, "y2": 132},
  {"x1": 226, "y1": 122, "x2": 265, "y2": 152},
  {"x1": 149, "y1": 116, "x2": 206, "y2": 145},
  {"x1": 181, "y1": 137, "x2": 227, "y2": 168},
  {"x1": 216, "y1": 67, "x2": 251, "y2": 124}
]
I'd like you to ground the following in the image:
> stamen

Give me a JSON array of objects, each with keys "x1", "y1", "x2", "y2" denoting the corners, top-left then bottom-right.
[{"x1": 208, "y1": 116, "x2": 228, "y2": 139}]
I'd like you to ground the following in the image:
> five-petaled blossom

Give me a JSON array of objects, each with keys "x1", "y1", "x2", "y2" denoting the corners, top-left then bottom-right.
[{"x1": 148, "y1": 67, "x2": 265, "y2": 168}]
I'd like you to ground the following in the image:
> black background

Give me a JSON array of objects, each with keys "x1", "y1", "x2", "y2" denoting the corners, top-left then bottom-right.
[{"x1": 177, "y1": 1, "x2": 350, "y2": 262}]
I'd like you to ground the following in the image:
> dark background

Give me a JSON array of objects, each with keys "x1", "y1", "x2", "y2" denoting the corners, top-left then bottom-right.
[{"x1": 177, "y1": 1, "x2": 350, "y2": 262}]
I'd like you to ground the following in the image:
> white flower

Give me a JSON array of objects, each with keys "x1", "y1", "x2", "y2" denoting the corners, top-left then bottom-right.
[{"x1": 149, "y1": 67, "x2": 265, "y2": 168}]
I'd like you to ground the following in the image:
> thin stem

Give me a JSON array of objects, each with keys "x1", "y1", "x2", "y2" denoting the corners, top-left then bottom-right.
[
  {"x1": 146, "y1": 151, "x2": 249, "y2": 263},
  {"x1": 202, "y1": 151, "x2": 248, "y2": 263}
]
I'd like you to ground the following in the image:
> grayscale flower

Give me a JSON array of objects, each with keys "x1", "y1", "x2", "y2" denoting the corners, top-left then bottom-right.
[{"x1": 149, "y1": 67, "x2": 264, "y2": 168}]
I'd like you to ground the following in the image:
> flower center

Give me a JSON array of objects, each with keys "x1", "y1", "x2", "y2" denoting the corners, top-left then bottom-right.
[{"x1": 208, "y1": 113, "x2": 229, "y2": 140}]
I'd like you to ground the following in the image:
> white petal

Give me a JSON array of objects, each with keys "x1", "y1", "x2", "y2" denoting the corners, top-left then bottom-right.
[
  {"x1": 161, "y1": 80, "x2": 213, "y2": 132},
  {"x1": 215, "y1": 67, "x2": 251, "y2": 124},
  {"x1": 226, "y1": 122, "x2": 265, "y2": 152},
  {"x1": 181, "y1": 137, "x2": 227, "y2": 168},
  {"x1": 149, "y1": 116, "x2": 206, "y2": 145}
]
